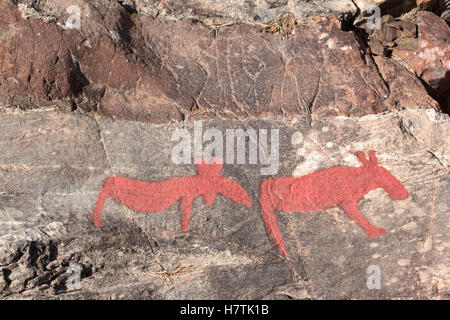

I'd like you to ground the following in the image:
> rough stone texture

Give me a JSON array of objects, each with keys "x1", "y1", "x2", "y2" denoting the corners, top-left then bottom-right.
[
  {"x1": 353, "y1": 0, "x2": 417, "y2": 16},
  {"x1": 0, "y1": 0, "x2": 448, "y2": 300},
  {"x1": 0, "y1": 0, "x2": 440, "y2": 124},
  {"x1": 0, "y1": 107, "x2": 448, "y2": 299},
  {"x1": 437, "y1": 0, "x2": 450, "y2": 23},
  {"x1": 417, "y1": 0, "x2": 437, "y2": 10},
  {"x1": 373, "y1": 56, "x2": 434, "y2": 109},
  {"x1": 365, "y1": 14, "x2": 418, "y2": 53},
  {"x1": 393, "y1": 11, "x2": 450, "y2": 112},
  {"x1": 124, "y1": 0, "x2": 358, "y2": 23}
]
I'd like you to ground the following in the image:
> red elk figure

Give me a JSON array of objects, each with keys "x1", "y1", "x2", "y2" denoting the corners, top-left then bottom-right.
[
  {"x1": 92, "y1": 158, "x2": 252, "y2": 229},
  {"x1": 259, "y1": 151, "x2": 409, "y2": 257}
]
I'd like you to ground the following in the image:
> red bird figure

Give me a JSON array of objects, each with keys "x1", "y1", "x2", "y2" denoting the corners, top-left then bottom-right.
[
  {"x1": 259, "y1": 151, "x2": 409, "y2": 257},
  {"x1": 92, "y1": 158, "x2": 252, "y2": 229}
]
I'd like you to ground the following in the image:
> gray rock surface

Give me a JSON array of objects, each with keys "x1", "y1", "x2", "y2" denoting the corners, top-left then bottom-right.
[
  {"x1": 0, "y1": 0, "x2": 448, "y2": 301},
  {"x1": 126, "y1": 0, "x2": 358, "y2": 22},
  {"x1": 0, "y1": 107, "x2": 448, "y2": 299}
]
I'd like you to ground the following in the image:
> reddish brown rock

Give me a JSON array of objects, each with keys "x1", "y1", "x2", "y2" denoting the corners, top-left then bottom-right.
[
  {"x1": 392, "y1": 11, "x2": 450, "y2": 111},
  {"x1": 416, "y1": 0, "x2": 437, "y2": 10},
  {"x1": 0, "y1": 1, "x2": 441, "y2": 123},
  {"x1": 0, "y1": 0, "x2": 184, "y2": 122},
  {"x1": 0, "y1": 2, "x2": 77, "y2": 109},
  {"x1": 373, "y1": 56, "x2": 438, "y2": 109},
  {"x1": 393, "y1": 11, "x2": 449, "y2": 88}
]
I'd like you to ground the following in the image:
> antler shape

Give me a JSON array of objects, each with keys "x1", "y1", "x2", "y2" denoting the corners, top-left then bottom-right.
[{"x1": 92, "y1": 158, "x2": 252, "y2": 229}]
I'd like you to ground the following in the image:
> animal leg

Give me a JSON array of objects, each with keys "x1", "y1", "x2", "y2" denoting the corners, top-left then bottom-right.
[
  {"x1": 92, "y1": 177, "x2": 115, "y2": 227},
  {"x1": 260, "y1": 181, "x2": 288, "y2": 257},
  {"x1": 339, "y1": 201, "x2": 386, "y2": 238},
  {"x1": 180, "y1": 196, "x2": 194, "y2": 231}
]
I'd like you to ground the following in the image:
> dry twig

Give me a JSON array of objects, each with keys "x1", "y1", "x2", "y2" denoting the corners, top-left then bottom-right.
[{"x1": 148, "y1": 263, "x2": 206, "y2": 284}]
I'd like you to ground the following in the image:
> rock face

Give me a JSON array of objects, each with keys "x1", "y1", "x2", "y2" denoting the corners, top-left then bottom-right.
[
  {"x1": 0, "y1": 107, "x2": 448, "y2": 299},
  {"x1": 372, "y1": 56, "x2": 438, "y2": 110},
  {"x1": 121, "y1": 0, "x2": 358, "y2": 23},
  {"x1": 353, "y1": 0, "x2": 417, "y2": 16},
  {"x1": 0, "y1": 0, "x2": 440, "y2": 123},
  {"x1": 393, "y1": 11, "x2": 450, "y2": 112},
  {"x1": 437, "y1": 0, "x2": 450, "y2": 22},
  {"x1": 417, "y1": 0, "x2": 437, "y2": 10},
  {"x1": 0, "y1": 0, "x2": 448, "y2": 300}
]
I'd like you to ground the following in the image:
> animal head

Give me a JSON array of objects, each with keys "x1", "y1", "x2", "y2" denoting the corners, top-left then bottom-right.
[
  {"x1": 355, "y1": 151, "x2": 409, "y2": 200},
  {"x1": 195, "y1": 158, "x2": 252, "y2": 207}
]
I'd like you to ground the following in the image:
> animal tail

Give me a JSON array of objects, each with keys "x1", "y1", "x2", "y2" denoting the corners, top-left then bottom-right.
[
  {"x1": 92, "y1": 177, "x2": 115, "y2": 227},
  {"x1": 260, "y1": 179, "x2": 288, "y2": 257}
]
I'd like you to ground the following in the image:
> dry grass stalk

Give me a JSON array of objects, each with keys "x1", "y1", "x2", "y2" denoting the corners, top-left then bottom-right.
[
  {"x1": 301, "y1": 97, "x2": 311, "y2": 114},
  {"x1": 201, "y1": 13, "x2": 297, "y2": 39},
  {"x1": 266, "y1": 13, "x2": 297, "y2": 39},
  {"x1": 148, "y1": 263, "x2": 206, "y2": 284}
]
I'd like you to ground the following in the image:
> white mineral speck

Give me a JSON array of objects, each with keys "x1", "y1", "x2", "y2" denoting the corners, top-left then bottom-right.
[{"x1": 291, "y1": 131, "x2": 304, "y2": 145}]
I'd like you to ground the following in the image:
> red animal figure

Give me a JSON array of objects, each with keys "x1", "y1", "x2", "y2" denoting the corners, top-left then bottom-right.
[
  {"x1": 92, "y1": 158, "x2": 252, "y2": 229},
  {"x1": 259, "y1": 151, "x2": 409, "y2": 257}
]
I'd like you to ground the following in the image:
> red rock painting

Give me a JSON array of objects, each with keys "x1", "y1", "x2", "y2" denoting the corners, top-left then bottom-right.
[
  {"x1": 259, "y1": 151, "x2": 409, "y2": 257},
  {"x1": 92, "y1": 158, "x2": 252, "y2": 229}
]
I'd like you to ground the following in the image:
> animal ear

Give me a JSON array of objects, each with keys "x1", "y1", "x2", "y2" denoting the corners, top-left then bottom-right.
[
  {"x1": 355, "y1": 151, "x2": 369, "y2": 166},
  {"x1": 196, "y1": 157, "x2": 223, "y2": 176},
  {"x1": 369, "y1": 150, "x2": 378, "y2": 166}
]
